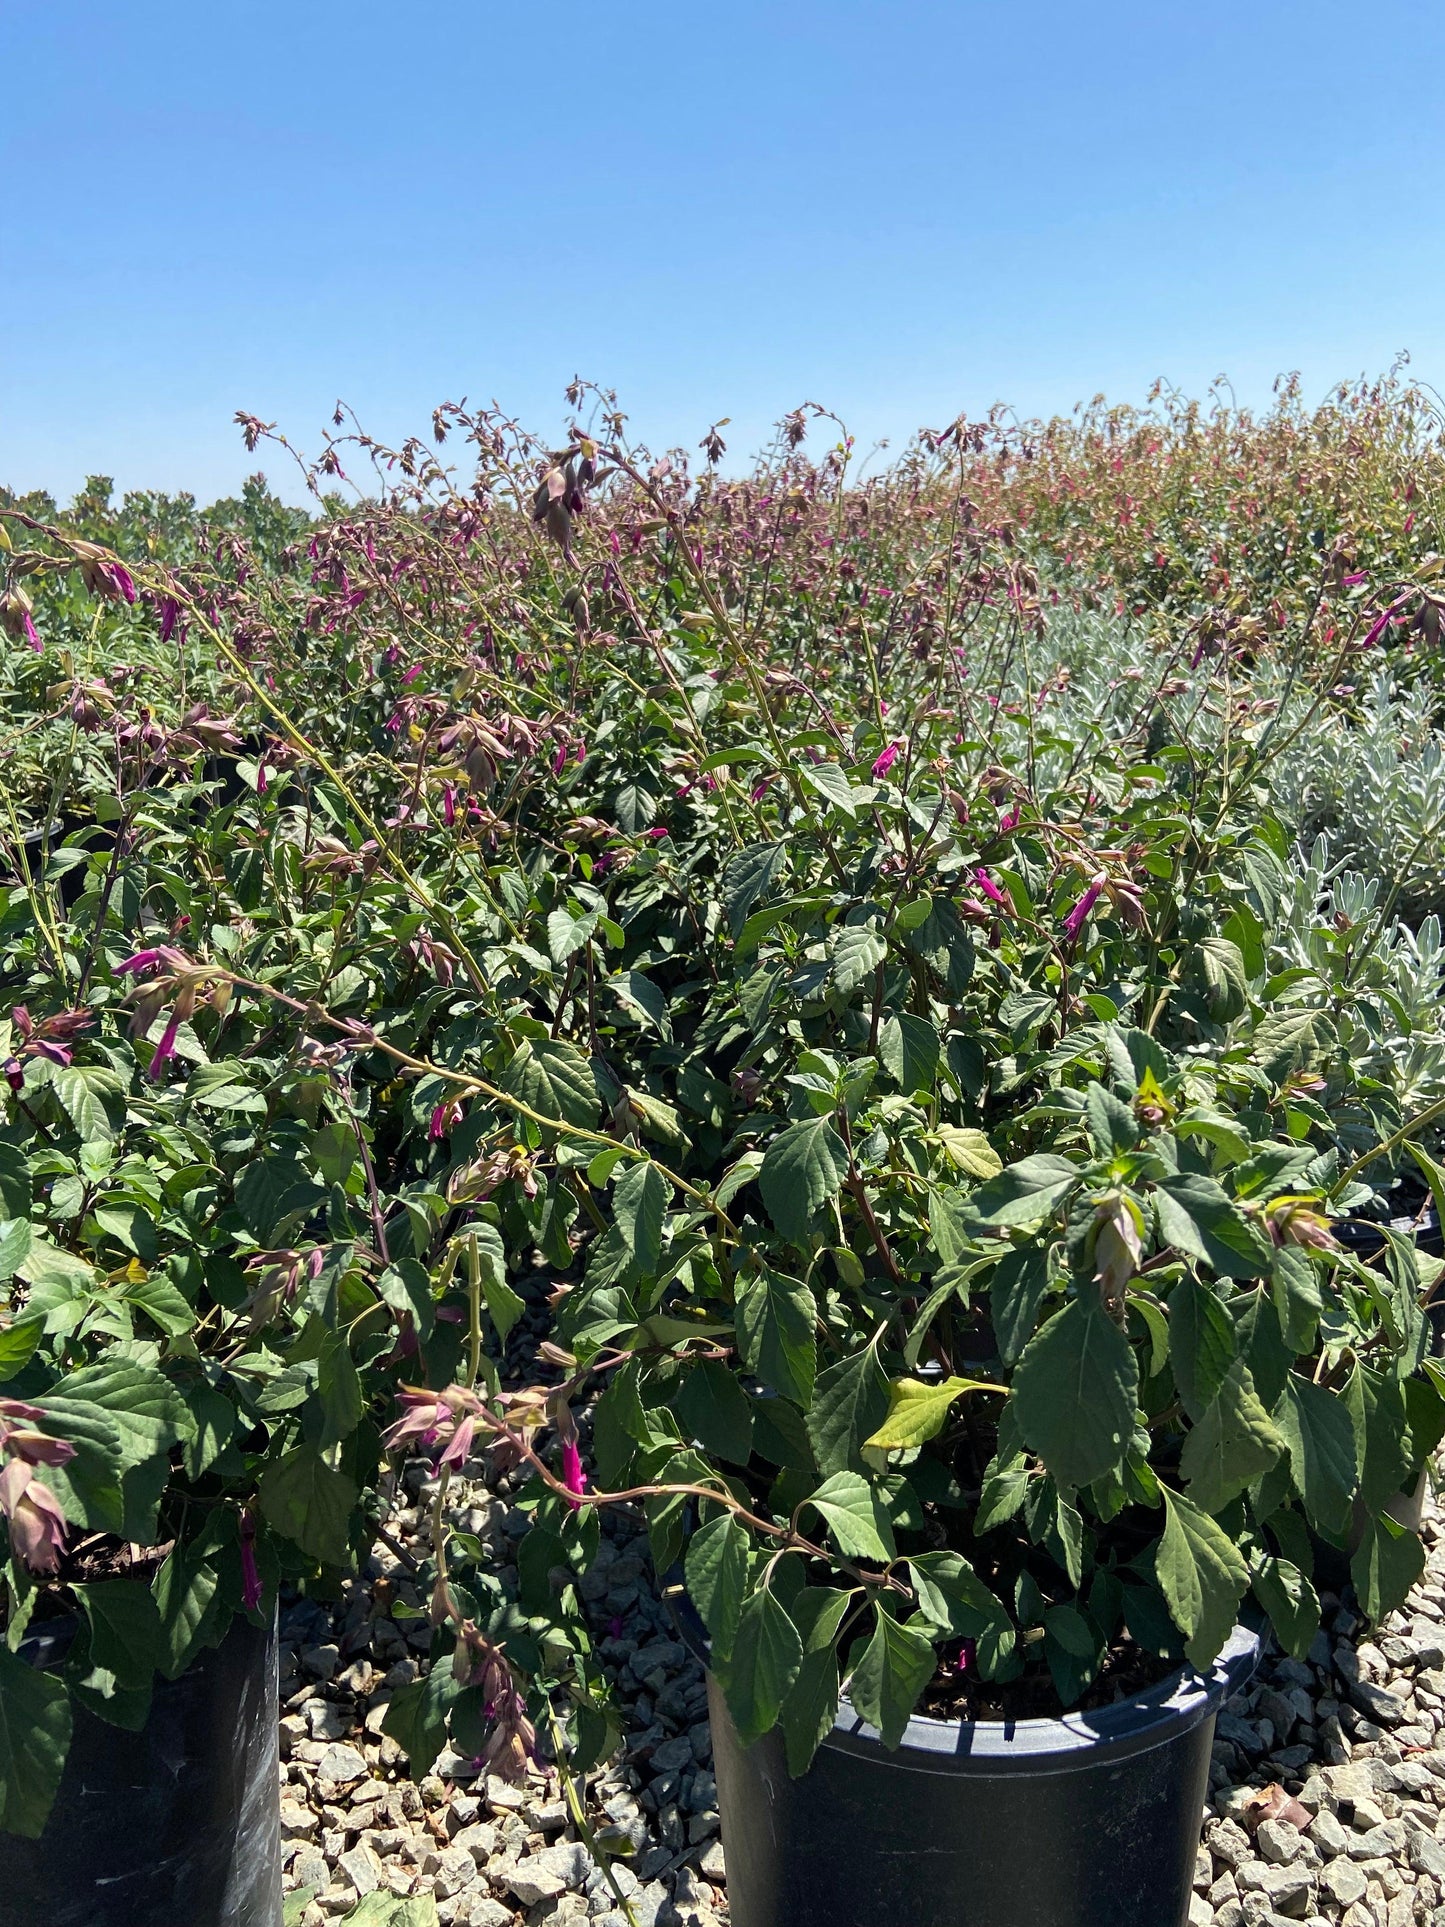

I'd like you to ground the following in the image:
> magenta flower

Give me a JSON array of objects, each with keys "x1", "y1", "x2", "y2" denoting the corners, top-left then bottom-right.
[
  {"x1": 158, "y1": 597, "x2": 183, "y2": 644},
  {"x1": 872, "y1": 740, "x2": 902, "y2": 779},
  {"x1": 1062, "y1": 877, "x2": 1106, "y2": 943},
  {"x1": 256, "y1": 762, "x2": 269, "y2": 795},
  {"x1": 402, "y1": 663, "x2": 423, "y2": 685},
  {"x1": 22, "y1": 610, "x2": 40, "y2": 651},
  {"x1": 552, "y1": 743, "x2": 567, "y2": 775},
  {"x1": 429, "y1": 1098, "x2": 462, "y2": 1141},
  {"x1": 442, "y1": 784, "x2": 457, "y2": 826},
  {"x1": 148, "y1": 1007, "x2": 183, "y2": 1080},
  {"x1": 240, "y1": 1512, "x2": 263, "y2": 1611},
  {"x1": 2, "y1": 1059, "x2": 21, "y2": 1094},
  {"x1": 999, "y1": 806, "x2": 1020, "y2": 833},
  {"x1": 974, "y1": 868, "x2": 1009, "y2": 909},
  {"x1": 561, "y1": 1438, "x2": 587, "y2": 1511},
  {"x1": 645, "y1": 826, "x2": 669, "y2": 840}
]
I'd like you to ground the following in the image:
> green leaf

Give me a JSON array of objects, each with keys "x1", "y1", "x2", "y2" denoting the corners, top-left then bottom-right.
[
  {"x1": 259, "y1": 1445, "x2": 358, "y2": 1566},
  {"x1": 472, "y1": 1229, "x2": 524, "y2": 1341},
  {"x1": 685, "y1": 1513, "x2": 749, "y2": 1652},
  {"x1": 183, "y1": 1383, "x2": 237, "y2": 1480},
  {"x1": 0, "y1": 1316, "x2": 40, "y2": 1381},
  {"x1": 1156, "y1": 1487, "x2": 1249, "y2": 1669},
  {"x1": 1273, "y1": 1374, "x2": 1358, "y2": 1537},
  {"x1": 735, "y1": 1266, "x2": 817, "y2": 1407},
  {"x1": 0, "y1": 1144, "x2": 30, "y2": 1219},
  {"x1": 880, "y1": 1013, "x2": 939, "y2": 1094},
  {"x1": 43, "y1": 1358, "x2": 194, "y2": 1469},
  {"x1": 501, "y1": 1035, "x2": 599, "y2": 1129},
  {"x1": 802, "y1": 761, "x2": 862, "y2": 819},
  {"x1": 1167, "y1": 1277, "x2": 1238, "y2": 1421},
  {"x1": 779, "y1": 1646, "x2": 840, "y2": 1777},
  {"x1": 1180, "y1": 1356, "x2": 1283, "y2": 1512},
  {"x1": 807, "y1": 1341, "x2": 890, "y2": 1477},
  {"x1": 759, "y1": 1116, "x2": 847, "y2": 1247},
  {"x1": 1253, "y1": 1007, "x2": 1328, "y2": 1085},
  {"x1": 547, "y1": 906, "x2": 599, "y2": 963},
  {"x1": 829, "y1": 926, "x2": 887, "y2": 996},
  {"x1": 803, "y1": 1471, "x2": 896, "y2": 1561},
  {"x1": 1271, "y1": 1245, "x2": 1323, "y2": 1354},
  {"x1": 991, "y1": 1241, "x2": 1051, "y2": 1366},
  {"x1": 719, "y1": 1583, "x2": 803, "y2": 1746},
  {"x1": 152, "y1": 1541, "x2": 222, "y2": 1678},
  {"x1": 610, "y1": 969, "x2": 673, "y2": 1042},
  {"x1": 1155, "y1": 1173, "x2": 1273, "y2": 1279},
  {"x1": 908, "y1": 1552, "x2": 1012, "y2": 1650},
  {"x1": 674, "y1": 1359, "x2": 753, "y2": 1466},
  {"x1": 846, "y1": 1612, "x2": 935, "y2": 1749},
  {"x1": 1251, "y1": 1555, "x2": 1320, "y2": 1660},
  {"x1": 970, "y1": 1155, "x2": 1080, "y2": 1228},
  {"x1": 1085, "y1": 1084, "x2": 1139, "y2": 1156},
  {"x1": 54, "y1": 1064, "x2": 125, "y2": 1143},
  {"x1": 381, "y1": 1666, "x2": 462, "y2": 1778},
  {"x1": 0, "y1": 1219, "x2": 32, "y2": 1284},
  {"x1": 613, "y1": 1160, "x2": 670, "y2": 1277},
  {"x1": 318, "y1": 1329, "x2": 366, "y2": 1447},
  {"x1": 121, "y1": 1270, "x2": 195, "y2": 1338},
  {"x1": 1352, "y1": 1515, "x2": 1426, "y2": 1622},
  {"x1": 1193, "y1": 936, "x2": 1249, "y2": 1021},
  {"x1": 74, "y1": 1578, "x2": 164, "y2": 1689},
  {"x1": 722, "y1": 841, "x2": 788, "y2": 939},
  {"x1": 935, "y1": 1126, "x2": 1002, "y2": 1180},
  {"x1": 0, "y1": 1643, "x2": 71, "y2": 1837},
  {"x1": 1346, "y1": 1365, "x2": 1412, "y2": 1514},
  {"x1": 1012, "y1": 1299, "x2": 1138, "y2": 1490},
  {"x1": 864, "y1": 1376, "x2": 996, "y2": 1450}
]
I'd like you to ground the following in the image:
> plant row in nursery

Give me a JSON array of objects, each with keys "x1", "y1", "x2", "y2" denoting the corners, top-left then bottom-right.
[{"x1": 0, "y1": 398, "x2": 1443, "y2": 1883}]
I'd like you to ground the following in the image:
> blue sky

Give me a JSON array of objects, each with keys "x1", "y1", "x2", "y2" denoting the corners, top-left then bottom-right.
[{"x1": 6, "y1": 0, "x2": 1445, "y2": 504}]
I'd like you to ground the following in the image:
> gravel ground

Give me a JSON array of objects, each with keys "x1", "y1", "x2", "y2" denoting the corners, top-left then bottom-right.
[{"x1": 277, "y1": 1461, "x2": 1445, "y2": 1927}]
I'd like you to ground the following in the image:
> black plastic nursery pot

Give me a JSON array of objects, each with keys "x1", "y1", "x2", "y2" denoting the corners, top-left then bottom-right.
[
  {"x1": 702, "y1": 1620, "x2": 1260, "y2": 1927},
  {"x1": 0, "y1": 1613, "x2": 283, "y2": 1927}
]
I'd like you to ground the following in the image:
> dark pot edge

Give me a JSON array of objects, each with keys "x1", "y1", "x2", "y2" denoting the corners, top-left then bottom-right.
[{"x1": 670, "y1": 1581, "x2": 1260, "y2": 1775}]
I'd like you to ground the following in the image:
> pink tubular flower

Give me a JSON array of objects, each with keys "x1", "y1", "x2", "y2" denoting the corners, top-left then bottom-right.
[
  {"x1": 871, "y1": 740, "x2": 902, "y2": 779},
  {"x1": 240, "y1": 1509, "x2": 263, "y2": 1611},
  {"x1": 551, "y1": 743, "x2": 567, "y2": 775},
  {"x1": 645, "y1": 826, "x2": 669, "y2": 840},
  {"x1": 1062, "y1": 875, "x2": 1106, "y2": 944},
  {"x1": 402, "y1": 663, "x2": 423, "y2": 685},
  {"x1": 0, "y1": 1461, "x2": 68, "y2": 1573},
  {"x1": 561, "y1": 1437, "x2": 587, "y2": 1511},
  {"x1": 442, "y1": 783, "x2": 457, "y2": 826},
  {"x1": 23, "y1": 609, "x2": 40, "y2": 651},
  {"x1": 999, "y1": 806, "x2": 1020, "y2": 833},
  {"x1": 429, "y1": 1098, "x2": 463, "y2": 1141},
  {"x1": 382, "y1": 1385, "x2": 483, "y2": 1462},
  {"x1": 148, "y1": 1005, "x2": 185, "y2": 1080},
  {"x1": 256, "y1": 762, "x2": 269, "y2": 796},
  {"x1": 974, "y1": 867, "x2": 1010, "y2": 909}
]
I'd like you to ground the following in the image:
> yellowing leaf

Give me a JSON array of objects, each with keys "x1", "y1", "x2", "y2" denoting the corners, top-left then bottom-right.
[
  {"x1": 865, "y1": 1375, "x2": 1005, "y2": 1450},
  {"x1": 935, "y1": 1126, "x2": 1002, "y2": 1180}
]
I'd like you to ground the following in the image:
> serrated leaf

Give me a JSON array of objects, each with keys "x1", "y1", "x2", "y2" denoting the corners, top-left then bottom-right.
[
  {"x1": 722, "y1": 841, "x2": 788, "y2": 939},
  {"x1": 846, "y1": 1612, "x2": 935, "y2": 1749},
  {"x1": 1012, "y1": 1298, "x2": 1137, "y2": 1489},
  {"x1": 807, "y1": 1341, "x2": 890, "y2": 1476},
  {"x1": 803, "y1": 1471, "x2": 896, "y2": 1561},
  {"x1": 1155, "y1": 1173, "x2": 1273, "y2": 1279},
  {"x1": 802, "y1": 761, "x2": 862, "y2": 819},
  {"x1": 1156, "y1": 1487, "x2": 1249, "y2": 1668},
  {"x1": 829, "y1": 926, "x2": 887, "y2": 996},
  {"x1": 935, "y1": 1126, "x2": 1002, "y2": 1180},
  {"x1": 1252, "y1": 1006, "x2": 1328, "y2": 1084},
  {"x1": 759, "y1": 1116, "x2": 847, "y2": 1247},
  {"x1": 613, "y1": 1159, "x2": 670, "y2": 1278},
  {"x1": 880, "y1": 1013, "x2": 939, "y2": 1094},
  {"x1": 1273, "y1": 1373, "x2": 1357, "y2": 1537},
  {"x1": 991, "y1": 1241, "x2": 1051, "y2": 1365},
  {"x1": 779, "y1": 1646, "x2": 839, "y2": 1777},
  {"x1": 1351, "y1": 1515, "x2": 1426, "y2": 1622},
  {"x1": 1168, "y1": 1277, "x2": 1237, "y2": 1420},
  {"x1": 501, "y1": 1035, "x2": 599, "y2": 1129},
  {"x1": 74, "y1": 1578, "x2": 164, "y2": 1689},
  {"x1": 685, "y1": 1513, "x2": 749, "y2": 1653},
  {"x1": 259, "y1": 1444, "x2": 358, "y2": 1566},
  {"x1": 1251, "y1": 1555, "x2": 1320, "y2": 1659},
  {"x1": 718, "y1": 1583, "x2": 802, "y2": 1746},
  {"x1": 0, "y1": 1644, "x2": 71, "y2": 1837},
  {"x1": 970, "y1": 1155, "x2": 1080, "y2": 1227},
  {"x1": 674, "y1": 1358, "x2": 753, "y2": 1466},
  {"x1": 735, "y1": 1266, "x2": 816, "y2": 1407},
  {"x1": 1179, "y1": 1356, "x2": 1283, "y2": 1512}
]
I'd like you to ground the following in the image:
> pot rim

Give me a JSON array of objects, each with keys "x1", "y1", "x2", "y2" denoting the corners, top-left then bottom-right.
[{"x1": 672, "y1": 1584, "x2": 1261, "y2": 1774}]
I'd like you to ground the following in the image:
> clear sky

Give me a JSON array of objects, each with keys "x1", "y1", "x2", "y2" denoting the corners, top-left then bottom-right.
[{"x1": 6, "y1": 0, "x2": 1445, "y2": 504}]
